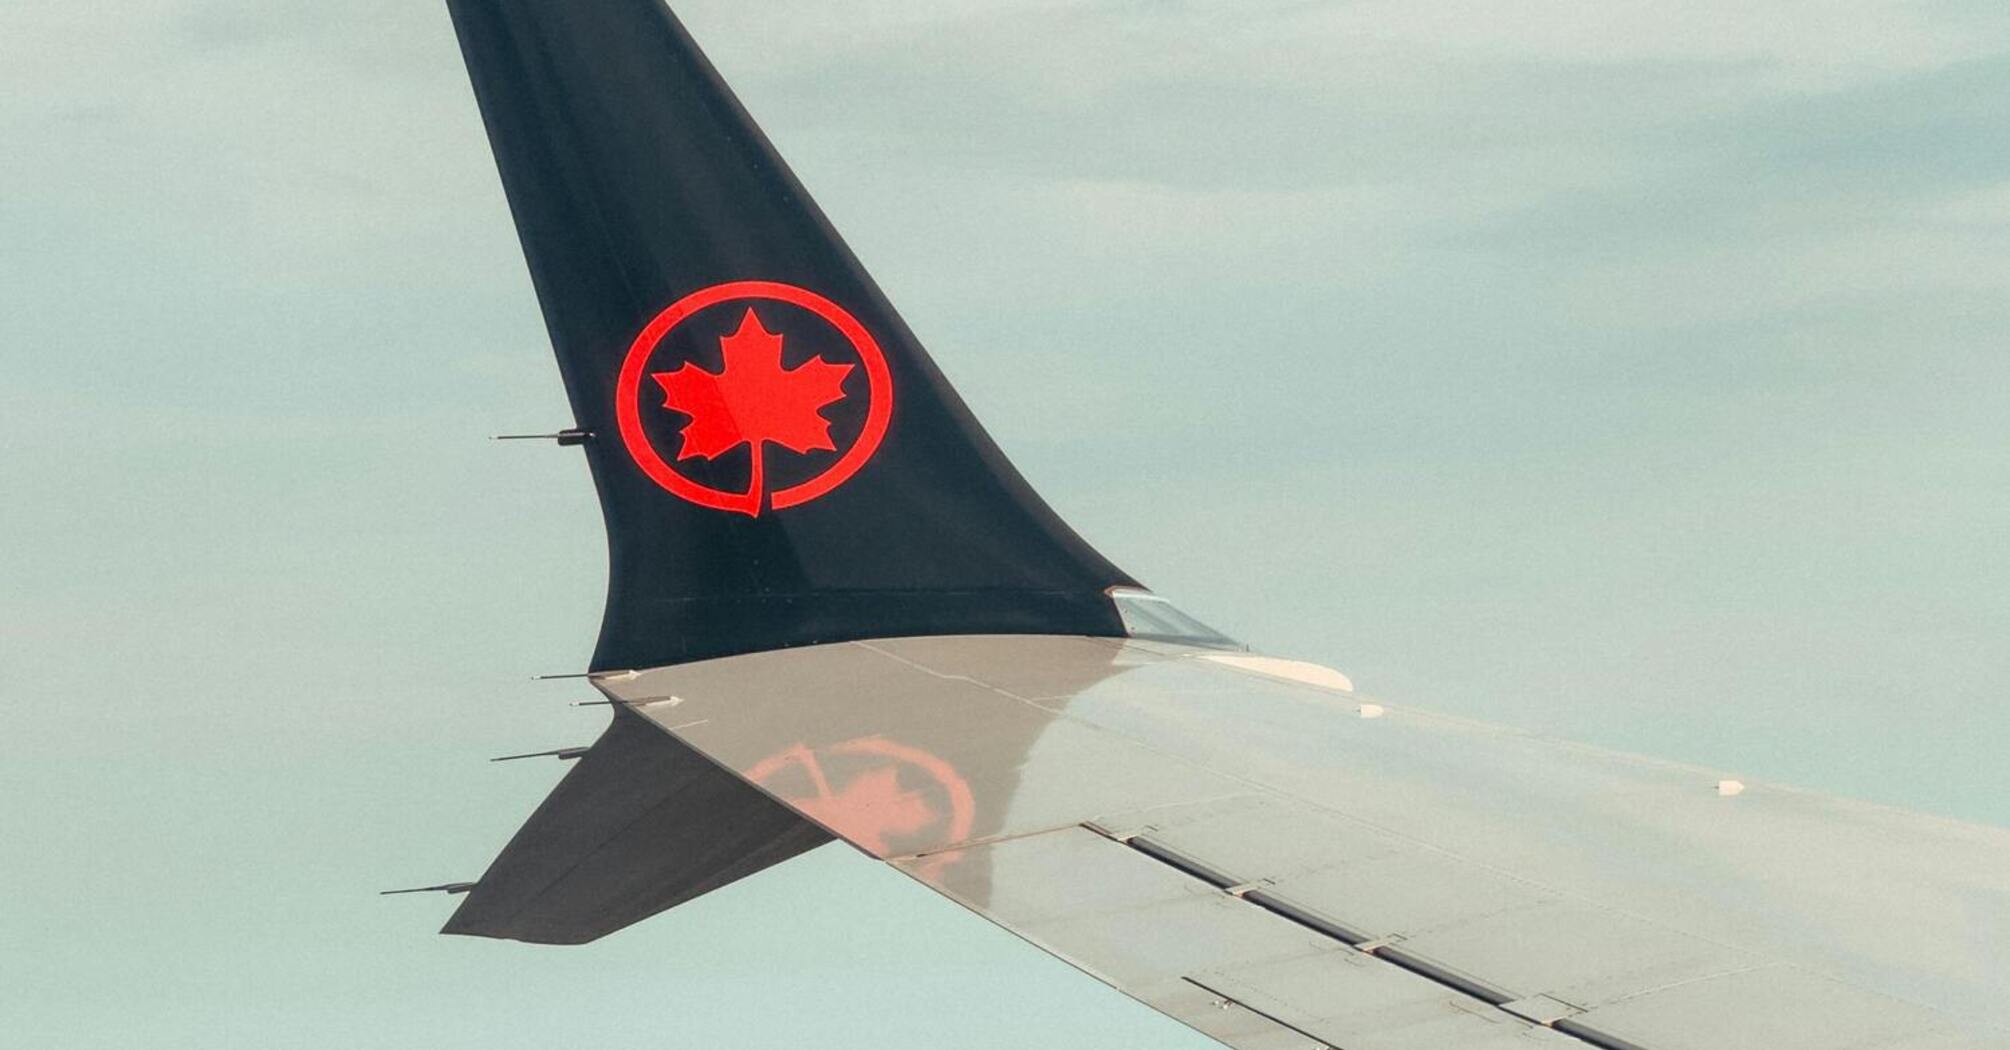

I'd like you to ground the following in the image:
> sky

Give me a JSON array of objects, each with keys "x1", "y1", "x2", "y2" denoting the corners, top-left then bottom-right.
[{"x1": 4, "y1": 1, "x2": 2009, "y2": 1046}]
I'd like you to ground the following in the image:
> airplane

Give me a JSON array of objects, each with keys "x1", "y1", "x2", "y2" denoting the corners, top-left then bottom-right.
[{"x1": 407, "y1": 1, "x2": 2010, "y2": 1047}]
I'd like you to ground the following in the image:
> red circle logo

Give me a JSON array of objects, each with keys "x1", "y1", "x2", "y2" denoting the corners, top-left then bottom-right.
[
  {"x1": 745, "y1": 737, "x2": 976, "y2": 878},
  {"x1": 615, "y1": 281, "x2": 894, "y2": 516}
]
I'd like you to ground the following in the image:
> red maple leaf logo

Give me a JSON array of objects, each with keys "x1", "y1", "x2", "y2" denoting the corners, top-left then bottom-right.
[
  {"x1": 744, "y1": 738, "x2": 975, "y2": 877},
  {"x1": 651, "y1": 308, "x2": 855, "y2": 514},
  {"x1": 791, "y1": 766, "x2": 936, "y2": 855}
]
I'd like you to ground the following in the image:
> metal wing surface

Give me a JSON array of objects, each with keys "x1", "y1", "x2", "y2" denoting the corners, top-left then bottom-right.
[{"x1": 592, "y1": 637, "x2": 2010, "y2": 1050}]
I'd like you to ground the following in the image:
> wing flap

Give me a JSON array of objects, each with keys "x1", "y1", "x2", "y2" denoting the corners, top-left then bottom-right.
[
  {"x1": 895, "y1": 826, "x2": 1577, "y2": 1050},
  {"x1": 1107, "y1": 793, "x2": 1763, "y2": 1009},
  {"x1": 1557, "y1": 965, "x2": 1997, "y2": 1050}
]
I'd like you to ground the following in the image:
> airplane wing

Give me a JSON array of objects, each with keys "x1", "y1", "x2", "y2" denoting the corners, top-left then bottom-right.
[
  {"x1": 429, "y1": 2, "x2": 2010, "y2": 1047},
  {"x1": 598, "y1": 637, "x2": 2010, "y2": 1050}
]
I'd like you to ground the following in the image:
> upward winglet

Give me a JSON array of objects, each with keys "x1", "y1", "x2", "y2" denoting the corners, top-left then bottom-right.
[{"x1": 445, "y1": 0, "x2": 1138, "y2": 672}]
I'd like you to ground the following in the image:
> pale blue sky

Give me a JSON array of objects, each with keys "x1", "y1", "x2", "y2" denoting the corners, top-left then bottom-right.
[{"x1": 4, "y1": 2, "x2": 2009, "y2": 1047}]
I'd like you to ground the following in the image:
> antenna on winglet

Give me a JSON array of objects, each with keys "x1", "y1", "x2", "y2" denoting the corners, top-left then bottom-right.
[
  {"x1": 492, "y1": 428, "x2": 591, "y2": 446},
  {"x1": 491, "y1": 747, "x2": 590, "y2": 763},
  {"x1": 570, "y1": 693, "x2": 676, "y2": 709},
  {"x1": 534, "y1": 670, "x2": 639, "y2": 682},
  {"x1": 380, "y1": 882, "x2": 477, "y2": 896}
]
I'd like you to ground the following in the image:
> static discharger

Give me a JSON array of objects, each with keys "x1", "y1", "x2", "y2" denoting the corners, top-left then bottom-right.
[
  {"x1": 491, "y1": 747, "x2": 590, "y2": 763},
  {"x1": 380, "y1": 882, "x2": 477, "y2": 897},
  {"x1": 493, "y1": 428, "x2": 592, "y2": 446}
]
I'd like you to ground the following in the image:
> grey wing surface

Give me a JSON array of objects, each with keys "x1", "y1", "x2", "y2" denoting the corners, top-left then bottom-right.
[{"x1": 592, "y1": 637, "x2": 2010, "y2": 1050}]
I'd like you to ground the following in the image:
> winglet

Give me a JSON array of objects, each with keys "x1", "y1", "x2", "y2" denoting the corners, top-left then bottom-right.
[{"x1": 444, "y1": 0, "x2": 1138, "y2": 671}]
